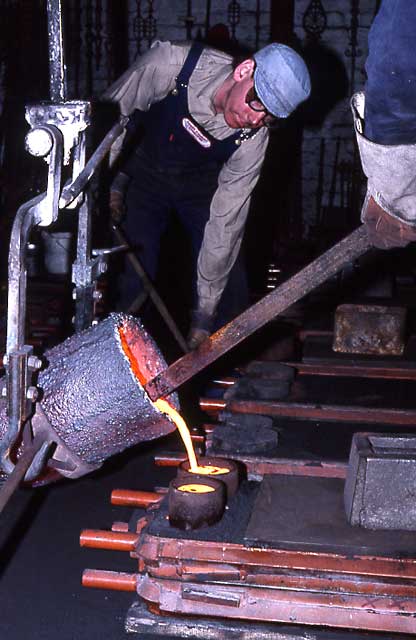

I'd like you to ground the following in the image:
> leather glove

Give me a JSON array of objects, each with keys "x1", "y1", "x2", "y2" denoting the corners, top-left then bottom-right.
[
  {"x1": 109, "y1": 190, "x2": 125, "y2": 225},
  {"x1": 363, "y1": 196, "x2": 416, "y2": 249},
  {"x1": 187, "y1": 309, "x2": 215, "y2": 350}
]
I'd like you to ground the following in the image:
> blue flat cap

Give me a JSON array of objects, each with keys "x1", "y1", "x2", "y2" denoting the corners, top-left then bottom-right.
[{"x1": 253, "y1": 43, "x2": 311, "y2": 118}]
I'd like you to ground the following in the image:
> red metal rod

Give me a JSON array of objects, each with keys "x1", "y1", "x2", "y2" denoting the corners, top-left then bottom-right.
[
  {"x1": 285, "y1": 361, "x2": 416, "y2": 381},
  {"x1": 154, "y1": 452, "x2": 187, "y2": 467},
  {"x1": 199, "y1": 398, "x2": 416, "y2": 427},
  {"x1": 111, "y1": 489, "x2": 163, "y2": 508},
  {"x1": 145, "y1": 226, "x2": 371, "y2": 401},
  {"x1": 111, "y1": 522, "x2": 129, "y2": 532},
  {"x1": 82, "y1": 568, "x2": 137, "y2": 592},
  {"x1": 79, "y1": 529, "x2": 137, "y2": 551},
  {"x1": 154, "y1": 452, "x2": 347, "y2": 478}
]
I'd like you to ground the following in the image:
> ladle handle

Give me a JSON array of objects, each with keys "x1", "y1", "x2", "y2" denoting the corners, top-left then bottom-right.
[{"x1": 144, "y1": 225, "x2": 372, "y2": 401}]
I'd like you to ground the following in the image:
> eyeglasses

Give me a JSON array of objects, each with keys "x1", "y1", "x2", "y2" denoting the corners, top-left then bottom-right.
[{"x1": 245, "y1": 85, "x2": 281, "y2": 129}]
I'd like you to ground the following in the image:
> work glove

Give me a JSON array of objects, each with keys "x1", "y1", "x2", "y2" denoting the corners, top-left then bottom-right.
[
  {"x1": 363, "y1": 196, "x2": 416, "y2": 249},
  {"x1": 109, "y1": 190, "x2": 125, "y2": 226},
  {"x1": 187, "y1": 309, "x2": 215, "y2": 350}
]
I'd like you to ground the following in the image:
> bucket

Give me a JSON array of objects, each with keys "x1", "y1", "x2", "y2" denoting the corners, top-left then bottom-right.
[{"x1": 42, "y1": 231, "x2": 73, "y2": 275}]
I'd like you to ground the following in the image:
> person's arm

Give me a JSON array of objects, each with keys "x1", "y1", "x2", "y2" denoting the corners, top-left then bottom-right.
[
  {"x1": 188, "y1": 130, "x2": 268, "y2": 347},
  {"x1": 102, "y1": 41, "x2": 180, "y2": 166},
  {"x1": 109, "y1": 172, "x2": 130, "y2": 225},
  {"x1": 351, "y1": 92, "x2": 416, "y2": 249}
]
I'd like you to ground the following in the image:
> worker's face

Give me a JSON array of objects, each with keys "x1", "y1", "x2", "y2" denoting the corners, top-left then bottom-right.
[{"x1": 222, "y1": 59, "x2": 273, "y2": 129}]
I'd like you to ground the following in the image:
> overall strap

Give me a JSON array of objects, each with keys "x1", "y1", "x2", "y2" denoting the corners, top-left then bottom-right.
[
  {"x1": 176, "y1": 41, "x2": 205, "y2": 88},
  {"x1": 175, "y1": 41, "x2": 257, "y2": 147}
]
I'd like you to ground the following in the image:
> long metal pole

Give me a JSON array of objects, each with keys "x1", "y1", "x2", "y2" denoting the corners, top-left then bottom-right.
[
  {"x1": 0, "y1": 435, "x2": 49, "y2": 515},
  {"x1": 46, "y1": 0, "x2": 66, "y2": 102},
  {"x1": 144, "y1": 225, "x2": 372, "y2": 401}
]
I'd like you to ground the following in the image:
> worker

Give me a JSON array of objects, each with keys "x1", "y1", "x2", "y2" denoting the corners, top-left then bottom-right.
[
  {"x1": 353, "y1": 0, "x2": 416, "y2": 250},
  {"x1": 104, "y1": 39, "x2": 311, "y2": 348}
]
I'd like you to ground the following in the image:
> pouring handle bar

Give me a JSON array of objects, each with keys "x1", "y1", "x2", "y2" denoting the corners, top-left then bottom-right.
[{"x1": 145, "y1": 226, "x2": 372, "y2": 401}]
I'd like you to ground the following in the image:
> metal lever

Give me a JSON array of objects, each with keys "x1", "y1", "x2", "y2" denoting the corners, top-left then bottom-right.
[{"x1": 144, "y1": 225, "x2": 372, "y2": 401}]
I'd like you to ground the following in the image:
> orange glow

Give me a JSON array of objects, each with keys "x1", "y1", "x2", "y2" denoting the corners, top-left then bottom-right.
[
  {"x1": 178, "y1": 483, "x2": 215, "y2": 493},
  {"x1": 118, "y1": 326, "x2": 199, "y2": 472},
  {"x1": 118, "y1": 327, "x2": 147, "y2": 386},
  {"x1": 188, "y1": 465, "x2": 230, "y2": 475},
  {"x1": 154, "y1": 398, "x2": 198, "y2": 471}
]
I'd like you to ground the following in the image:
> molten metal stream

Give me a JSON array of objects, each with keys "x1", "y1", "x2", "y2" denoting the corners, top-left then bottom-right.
[
  {"x1": 118, "y1": 327, "x2": 198, "y2": 471},
  {"x1": 153, "y1": 398, "x2": 198, "y2": 471},
  {"x1": 118, "y1": 326, "x2": 230, "y2": 476}
]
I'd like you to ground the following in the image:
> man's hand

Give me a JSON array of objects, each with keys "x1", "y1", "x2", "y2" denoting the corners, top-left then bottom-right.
[
  {"x1": 187, "y1": 308, "x2": 215, "y2": 350},
  {"x1": 363, "y1": 196, "x2": 416, "y2": 249},
  {"x1": 187, "y1": 326, "x2": 210, "y2": 350},
  {"x1": 109, "y1": 190, "x2": 125, "y2": 225}
]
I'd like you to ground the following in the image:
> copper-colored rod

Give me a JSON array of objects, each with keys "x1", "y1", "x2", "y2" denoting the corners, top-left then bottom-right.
[
  {"x1": 144, "y1": 226, "x2": 371, "y2": 401},
  {"x1": 191, "y1": 433, "x2": 205, "y2": 444},
  {"x1": 199, "y1": 398, "x2": 416, "y2": 427},
  {"x1": 111, "y1": 522, "x2": 129, "y2": 532},
  {"x1": 82, "y1": 568, "x2": 137, "y2": 592},
  {"x1": 153, "y1": 452, "x2": 347, "y2": 479},
  {"x1": 284, "y1": 361, "x2": 416, "y2": 381},
  {"x1": 111, "y1": 489, "x2": 163, "y2": 508},
  {"x1": 154, "y1": 452, "x2": 187, "y2": 467},
  {"x1": 79, "y1": 529, "x2": 137, "y2": 551}
]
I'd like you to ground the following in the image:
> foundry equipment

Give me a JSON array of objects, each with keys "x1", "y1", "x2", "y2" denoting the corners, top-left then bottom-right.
[
  {"x1": 4, "y1": 3, "x2": 416, "y2": 638},
  {"x1": 0, "y1": 0, "x2": 376, "y2": 511}
]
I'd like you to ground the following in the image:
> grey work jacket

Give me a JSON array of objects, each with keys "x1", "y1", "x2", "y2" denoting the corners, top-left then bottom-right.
[{"x1": 103, "y1": 40, "x2": 269, "y2": 315}]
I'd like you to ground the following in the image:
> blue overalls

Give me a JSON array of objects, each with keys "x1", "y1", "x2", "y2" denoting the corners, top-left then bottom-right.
[
  {"x1": 119, "y1": 42, "x2": 255, "y2": 325},
  {"x1": 365, "y1": 0, "x2": 416, "y2": 144}
]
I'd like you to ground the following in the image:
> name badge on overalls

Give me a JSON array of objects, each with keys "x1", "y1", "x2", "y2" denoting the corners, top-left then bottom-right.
[{"x1": 182, "y1": 117, "x2": 211, "y2": 148}]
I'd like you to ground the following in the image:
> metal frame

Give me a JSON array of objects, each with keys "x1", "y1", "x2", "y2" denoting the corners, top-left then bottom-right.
[
  {"x1": 0, "y1": 0, "x2": 126, "y2": 482},
  {"x1": 80, "y1": 480, "x2": 416, "y2": 635}
]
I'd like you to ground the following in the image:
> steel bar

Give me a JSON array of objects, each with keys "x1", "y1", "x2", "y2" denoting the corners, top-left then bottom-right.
[
  {"x1": 285, "y1": 361, "x2": 416, "y2": 381},
  {"x1": 111, "y1": 521, "x2": 130, "y2": 532},
  {"x1": 199, "y1": 397, "x2": 416, "y2": 426},
  {"x1": 79, "y1": 529, "x2": 137, "y2": 552},
  {"x1": 145, "y1": 226, "x2": 371, "y2": 401},
  {"x1": 140, "y1": 534, "x2": 416, "y2": 579},
  {"x1": 154, "y1": 451, "x2": 348, "y2": 479},
  {"x1": 73, "y1": 193, "x2": 94, "y2": 332},
  {"x1": 112, "y1": 224, "x2": 188, "y2": 353},
  {"x1": 82, "y1": 569, "x2": 137, "y2": 591},
  {"x1": 149, "y1": 561, "x2": 416, "y2": 598},
  {"x1": 0, "y1": 434, "x2": 49, "y2": 514},
  {"x1": 46, "y1": 0, "x2": 66, "y2": 101},
  {"x1": 111, "y1": 489, "x2": 163, "y2": 508},
  {"x1": 126, "y1": 598, "x2": 413, "y2": 640},
  {"x1": 137, "y1": 575, "x2": 416, "y2": 634},
  {"x1": 59, "y1": 119, "x2": 126, "y2": 207}
]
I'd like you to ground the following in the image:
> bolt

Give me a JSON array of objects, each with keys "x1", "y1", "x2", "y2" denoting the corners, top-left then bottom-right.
[
  {"x1": 93, "y1": 290, "x2": 102, "y2": 301},
  {"x1": 1, "y1": 387, "x2": 7, "y2": 398},
  {"x1": 72, "y1": 290, "x2": 77, "y2": 300},
  {"x1": 26, "y1": 386, "x2": 39, "y2": 402},
  {"x1": 28, "y1": 355, "x2": 42, "y2": 370},
  {"x1": 2, "y1": 355, "x2": 8, "y2": 366},
  {"x1": 99, "y1": 261, "x2": 108, "y2": 274}
]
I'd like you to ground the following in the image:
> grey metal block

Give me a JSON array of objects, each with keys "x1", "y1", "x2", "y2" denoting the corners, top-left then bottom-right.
[
  {"x1": 344, "y1": 432, "x2": 416, "y2": 530},
  {"x1": 333, "y1": 304, "x2": 406, "y2": 355}
]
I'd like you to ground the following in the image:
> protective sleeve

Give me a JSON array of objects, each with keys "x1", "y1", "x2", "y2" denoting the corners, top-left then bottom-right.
[
  {"x1": 196, "y1": 129, "x2": 269, "y2": 315},
  {"x1": 351, "y1": 92, "x2": 416, "y2": 225},
  {"x1": 102, "y1": 41, "x2": 179, "y2": 166}
]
